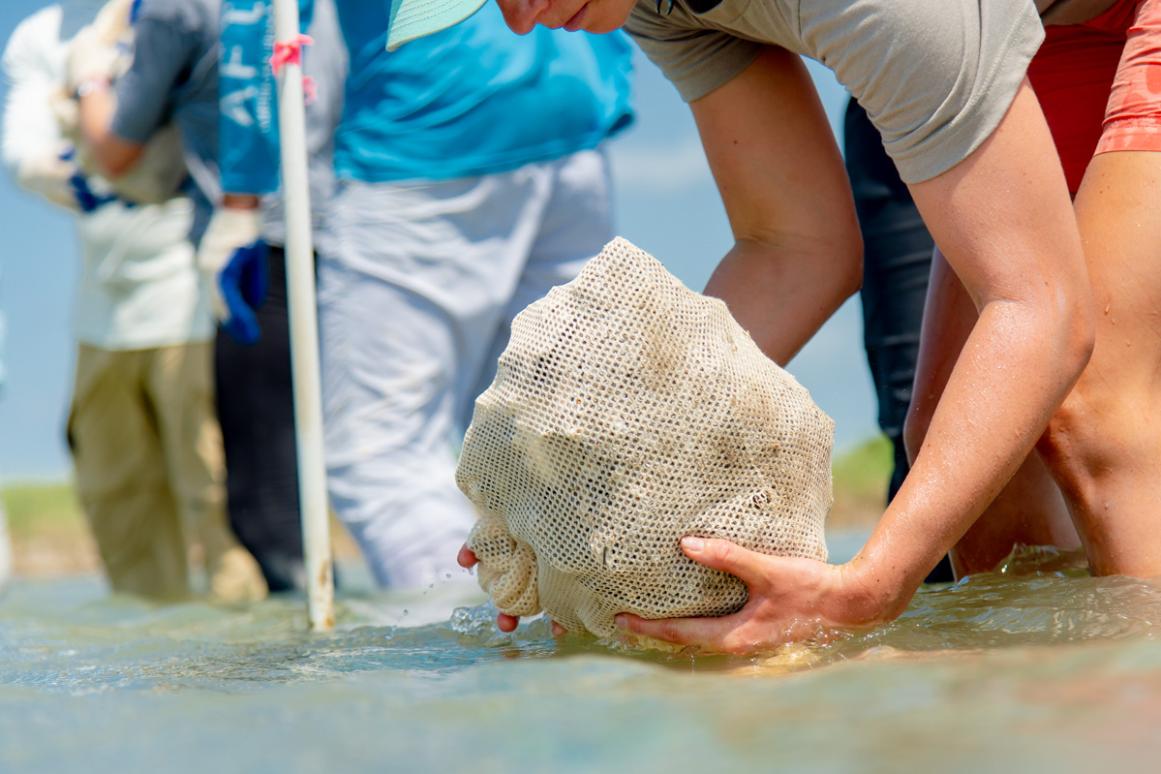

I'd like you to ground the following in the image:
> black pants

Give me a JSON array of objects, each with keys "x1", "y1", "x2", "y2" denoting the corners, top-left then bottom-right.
[
  {"x1": 843, "y1": 99, "x2": 953, "y2": 583},
  {"x1": 214, "y1": 245, "x2": 305, "y2": 592}
]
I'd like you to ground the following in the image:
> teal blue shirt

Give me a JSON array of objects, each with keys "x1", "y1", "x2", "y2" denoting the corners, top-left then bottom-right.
[
  {"x1": 220, "y1": 0, "x2": 634, "y2": 194},
  {"x1": 332, "y1": 2, "x2": 633, "y2": 182}
]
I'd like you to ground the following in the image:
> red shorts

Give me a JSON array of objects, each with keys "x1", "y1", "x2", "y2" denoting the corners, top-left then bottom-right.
[{"x1": 1028, "y1": 0, "x2": 1161, "y2": 194}]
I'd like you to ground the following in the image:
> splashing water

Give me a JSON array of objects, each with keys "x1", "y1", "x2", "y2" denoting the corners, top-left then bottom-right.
[{"x1": 2, "y1": 539, "x2": 1161, "y2": 772}]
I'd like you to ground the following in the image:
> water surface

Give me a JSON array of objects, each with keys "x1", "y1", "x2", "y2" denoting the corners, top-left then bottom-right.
[{"x1": 2, "y1": 534, "x2": 1160, "y2": 773}]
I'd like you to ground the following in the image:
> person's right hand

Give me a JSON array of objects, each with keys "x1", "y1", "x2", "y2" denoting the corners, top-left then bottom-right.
[
  {"x1": 613, "y1": 537, "x2": 902, "y2": 654},
  {"x1": 456, "y1": 545, "x2": 567, "y2": 636}
]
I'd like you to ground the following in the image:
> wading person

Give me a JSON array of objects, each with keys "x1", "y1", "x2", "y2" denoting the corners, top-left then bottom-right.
[
  {"x1": 0, "y1": 267, "x2": 7, "y2": 594},
  {"x1": 413, "y1": 0, "x2": 1114, "y2": 650},
  {"x1": 908, "y1": 0, "x2": 1161, "y2": 579},
  {"x1": 67, "y1": 0, "x2": 344, "y2": 593},
  {"x1": 217, "y1": 0, "x2": 633, "y2": 589},
  {"x1": 2, "y1": 0, "x2": 265, "y2": 602}
]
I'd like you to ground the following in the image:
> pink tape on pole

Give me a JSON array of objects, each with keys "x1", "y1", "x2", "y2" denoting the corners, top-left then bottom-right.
[{"x1": 270, "y1": 33, "x2": 314, "y2": 74}]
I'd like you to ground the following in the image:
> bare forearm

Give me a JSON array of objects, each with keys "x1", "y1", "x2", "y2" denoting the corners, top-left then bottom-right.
[
  {"x1": 843, "y1": 82, "x2": 1095, "y2": 616},
  {"x1": 705, "y1": 236, "x2": 859, "y2": 366},
  {"x1": 76, "y1": 87, "x2": 141, "y2": 178},
  {"x1": 855, "y1": 295, "x2": 1090, "y2": 612},
  {"x1": 76, "y1": 86, "x2": 115, "y2": 151}
]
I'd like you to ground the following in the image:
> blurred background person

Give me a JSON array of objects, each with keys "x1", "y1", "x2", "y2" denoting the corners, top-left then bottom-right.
[
  {"x1": 0, "y1": 263, "x2": 8, "y2": 593},
  {"x1": 219, "y1": 0, "x2": 634, "y2": 588},
  {"x1": 67, "y1": 0, "x2": 343, "y2": 592},
  {"x1": 3, "y1": 0, "x2": 265, "y2": 602},
  {"x1": 315, "y1": 16, "x2": 631, "y2": 590}
]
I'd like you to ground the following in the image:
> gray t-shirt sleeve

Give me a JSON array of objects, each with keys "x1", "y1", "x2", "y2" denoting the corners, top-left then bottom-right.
[
  {"x1": 625, "y1": 1, "x2": 762, "y2": 103},
  {"x1": 110, "y1": 14, "x2": 197, "y2": 144},
  {"x1": 800, "y1": 0, "x2": 1044, "y2": 183}
]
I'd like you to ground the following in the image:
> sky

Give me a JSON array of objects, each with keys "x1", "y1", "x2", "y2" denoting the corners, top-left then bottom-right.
[{"x1": 0, "y1": 1, "x2": 875, "y2": 482}]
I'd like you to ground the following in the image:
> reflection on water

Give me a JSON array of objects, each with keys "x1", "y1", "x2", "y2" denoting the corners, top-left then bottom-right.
[{"x1": 2, "y1": 538, "x2": 1161, "y2": 772}]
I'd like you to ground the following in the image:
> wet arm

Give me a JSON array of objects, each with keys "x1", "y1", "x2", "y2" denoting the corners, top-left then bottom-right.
[
  {"x1": 74, "y1": 82, "x2": 142, "y2": 177},
  {"x1": 854, "y1": 81, "x2": 1094, "y2": 613},
  {"x1": 620, "y1": 81, "x2": 1094, "y2": 652}
]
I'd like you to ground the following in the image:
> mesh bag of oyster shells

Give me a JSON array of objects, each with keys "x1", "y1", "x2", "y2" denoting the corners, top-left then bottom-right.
[{"x1": 457, "y1": 237, "x2": 833, "y2": 638}]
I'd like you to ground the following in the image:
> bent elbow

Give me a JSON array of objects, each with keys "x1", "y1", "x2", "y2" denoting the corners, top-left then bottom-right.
[
  {"x1": 838, "y1": 230, "x2": 864, "y2": 301},
  {"x1": 84, "y1": 134, "x2": 146, "y2": 181},
  {"x1": 1039, "y1": 283, "x2": 1095, "y2": 387},
  {"x1": 808, "y1": 218, "x2": 862, "y2": 306},
  {"x1": 823, "y1": 225, "x2": 863, "y2": 308}
]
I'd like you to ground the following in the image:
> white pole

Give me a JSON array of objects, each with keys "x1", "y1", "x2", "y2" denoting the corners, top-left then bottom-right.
[{"x1": 271, "y1": 0, "x2": 334, "y2": 632}]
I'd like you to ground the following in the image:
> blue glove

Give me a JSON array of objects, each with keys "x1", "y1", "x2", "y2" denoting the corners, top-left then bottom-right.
[
  {"x1": 67, "y1": 170, "x2": 115, "y2": 213},
  {"x1": 198, "y1": 208, "x2": 267, "y2": 344},
  {"x1": 217, "y1": 240, "x2": 269, "y2": 345}
]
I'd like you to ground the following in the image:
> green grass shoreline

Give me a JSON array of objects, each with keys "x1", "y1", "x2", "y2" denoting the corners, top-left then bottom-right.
[{"x1": 1, "y1": 436, "x2": 893, "y2": 576}]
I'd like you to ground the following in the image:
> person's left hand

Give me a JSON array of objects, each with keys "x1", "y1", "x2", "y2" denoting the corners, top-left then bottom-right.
[
  {"x1": 613, "y1": 537, "x2": 898, "y2": 655},
  {"x1": 13, "y1": 148, "x2": 112, "y2": 214}
]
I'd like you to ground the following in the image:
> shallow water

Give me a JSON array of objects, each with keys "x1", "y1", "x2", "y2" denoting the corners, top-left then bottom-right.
[{"x1": 3, "y1": 534, "x2": 1161, "y2": 773}]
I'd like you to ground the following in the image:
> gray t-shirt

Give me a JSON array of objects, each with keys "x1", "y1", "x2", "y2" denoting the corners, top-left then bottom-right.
[
  {"x1": 626, "y1": 0, "x2": 1045, "y2": 184},
  {"x1": 112, "y1": 0, "x2": 344, "y2": 246}
]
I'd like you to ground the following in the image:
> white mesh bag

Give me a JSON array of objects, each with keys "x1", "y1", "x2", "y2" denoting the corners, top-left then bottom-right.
[{"x1": 457, "y1": 238, "x2": 833, "y2": 638}]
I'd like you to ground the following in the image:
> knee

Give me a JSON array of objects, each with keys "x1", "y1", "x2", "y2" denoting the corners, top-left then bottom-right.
[{"x1": 1038, "y1": 378, "x2": 1118, "y2": 502}]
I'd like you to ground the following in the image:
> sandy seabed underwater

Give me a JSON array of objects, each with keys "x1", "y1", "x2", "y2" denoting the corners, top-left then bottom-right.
[{"x1": 2, "y1": 531, "x2": 1161, "y2": 773}]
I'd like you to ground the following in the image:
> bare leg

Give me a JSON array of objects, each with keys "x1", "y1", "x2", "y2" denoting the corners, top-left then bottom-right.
[
  {"x1": 1041, "y1": 151, "x2": 1161, "y2": 575},
  {"x1": 906, "y1": 251, "x2": 1080, "y2": 578}
]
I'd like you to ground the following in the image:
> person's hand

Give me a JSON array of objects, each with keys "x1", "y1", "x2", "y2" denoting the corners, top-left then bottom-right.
[
  {"x1": 197, "y1": 207, "x2": 269, "y2": 344},
  {"x1": 13, "y1": 148, "x2": 114, "y2": 214},
  {"x1": 614, "y1": 537, "x2": 904, "y2": 655},
  {"x1": 456, "y1": 545, "x2": 567, "y2": 636}
]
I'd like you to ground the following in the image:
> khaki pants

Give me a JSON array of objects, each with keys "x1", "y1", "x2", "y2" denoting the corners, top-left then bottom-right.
[{"x1": 68, "y1": 343, "x2": 266, "y2": 602}]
